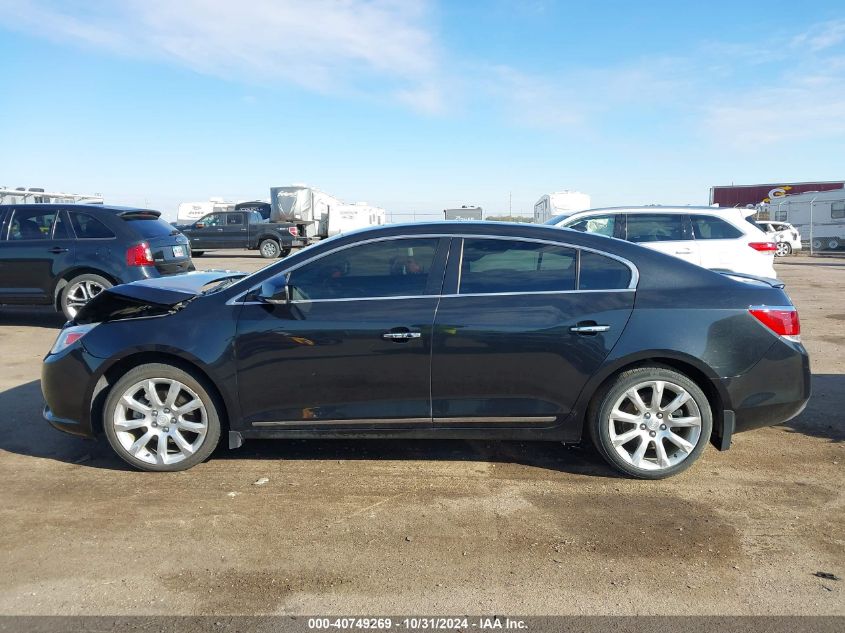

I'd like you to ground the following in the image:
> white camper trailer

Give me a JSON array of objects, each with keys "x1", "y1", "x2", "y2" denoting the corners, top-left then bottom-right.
[
  {"x1": 534, "y1": 191, "x2": 592, "y2": 224},
  {"x1": 176, "y1": 198, "x2": 236, "y2": 224},
  {"x1": 270, "y1": 185, "x2": 385, "y2": 240},
  {"x1": 766, "y1": 188, "x2": 845, "y2": 251}
]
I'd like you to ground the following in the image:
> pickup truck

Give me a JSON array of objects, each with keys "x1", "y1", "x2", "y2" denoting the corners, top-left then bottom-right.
[{"x1": 175, "y1": 210, "x2": 303, "y2": 258}]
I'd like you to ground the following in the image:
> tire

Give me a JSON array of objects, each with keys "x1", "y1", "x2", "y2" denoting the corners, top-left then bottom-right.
[
  {"x1": 103, "y1": 363, "x2": 221, "y2": 472},
  {"x1": 259, "y1": 238, "x2": 281, "y2": 259},
  {"x1": 775, "y1": 242, "x2": 791, "y2": 257},
  {"x1": 829, "y1": 239, "x2": 840, "y2": 251},
  {"x1": 588, "y1": 366, "x2": 713, "y2": 479},
  {"x1": 812, "y1": 238, "x2": 823, "y2": 251},
  {"x1": 60, "y1": 273, "x2": 112, "y2": 320},
  {"x1": 280, "y1": 246, "x2": 292, "y2": 258},
  {"x1": 191, "y1": 251, "x2": 204, "y2": 257}
]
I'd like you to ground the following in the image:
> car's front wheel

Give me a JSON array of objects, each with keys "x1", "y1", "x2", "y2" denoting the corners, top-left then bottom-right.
[
  {"x1": 60, "y1": 273, "x2": 112, "y2": 320},
  {"x1": 103, "y1": 363, "x2": 221, "y2": 471},
  {"x1": 259, "y1": 238, "x2": 281, "y2": 259},
  {"x1": 776, "y1": 242, "x2": 792, "y2": 256},
  {"x1": 589, "y1": 367, "x2": 712, "y2": 479}
]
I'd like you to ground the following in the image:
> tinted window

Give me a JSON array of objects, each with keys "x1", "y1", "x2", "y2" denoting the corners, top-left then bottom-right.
[
  {"x1": 69, "y1": 212, "x2": 116, "y2": 239},
  {"x1": 690, "y1": 215, "x2": 743, "y2": 240},
  {"x1": 579, "y1": 251, "x2": 632, "y2": 290},
  {"x1": 626, "y1": 214, "x2": 687, "y2": 242},
  {"x1": 460, "y1": 239, "x2": 576, "y2": 294},
  {"x1": 226, "y1": 213, "x2": 244, "y2": 225},
  {"x1": 544, "y1": 214, "x2": 569, "y2": 226},
  {"x1": 53, "y1": 212, "x2": 70, "y2": 239},
  {"x1": 289, "y1": 238, "x2": 439, "y2": 300},
  {"x1": 6, "y1": 208, "x2": 59, "y2": 240},
  {"x1": 566, "y1": 214, "x2": 617, "y2": 237},
  {"x1": 832, "y1": 202, "x2": 845, "y2": 219},
  {"x1": 124, "y1": 216, "x2": 179, "y2": 238}
]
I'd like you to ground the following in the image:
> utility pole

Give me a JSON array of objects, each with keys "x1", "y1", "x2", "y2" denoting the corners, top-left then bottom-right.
[{"x1": 509, "y1": 191, "x2": 512, "y2": 217}]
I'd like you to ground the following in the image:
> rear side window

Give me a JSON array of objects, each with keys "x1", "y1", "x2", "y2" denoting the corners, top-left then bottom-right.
[
  {"x1": 579, "y1": 251, "x2": 632, "y2": 290},
  {"x1": 226, "y1": 213, "x2": 244, "y2": 225},
  {"x1": 69, "y1": 212, "x2": 115, "y2": 239},
  {"x1": 124, "y1": 216, "x2": 179, "y2": 238},
  {"x1": 690, "y1": 215, "x2": 743, "y2": 240},
  {"x1": 289, "y1": 238, "x2": 439, "y2": 300},
  {"x1": 565, "y1": 214, "x2": 618, "y2": 238},
  {"x1": 6, "y1": 208, "x2": 59, "y2": 240},
  {"x1": 459, "y1": 239, "x2": 576, "y2": 294},
  {"x1": 626, "y1": 214, "x2": 687, "y2": 242}
]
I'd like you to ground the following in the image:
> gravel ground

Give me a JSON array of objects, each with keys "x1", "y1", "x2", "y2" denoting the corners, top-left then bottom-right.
[{"x1": 0, "y1": 251, "x2": 842, "y2": 615}]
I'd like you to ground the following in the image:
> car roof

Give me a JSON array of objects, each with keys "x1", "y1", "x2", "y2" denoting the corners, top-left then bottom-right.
[
  {"x1": 568, "y1": 205, "x2": 745, "y2": 215},
  {"x1": 1, "y1": 203, "x2": 160, "y2": 214}
]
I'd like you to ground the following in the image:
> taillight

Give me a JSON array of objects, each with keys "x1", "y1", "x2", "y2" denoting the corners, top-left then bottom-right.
[
  {"x1": 126, "y1": 242, "x2": 154, "y2": 266},
  {"x1": 50, "y1": 324, "x2": 96, "y2": 354},
  {"x1": 749, "y1": 306, "x2": 801, "y2": 342},
  {"x1": 748, "y1": 241, "x2": 778, "y2": 252},
  {"x1": 287, "y1": 226, "x2": 298, "y2": 237}
]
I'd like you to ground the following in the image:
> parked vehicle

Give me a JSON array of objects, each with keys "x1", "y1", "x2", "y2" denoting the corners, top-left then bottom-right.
[
  {"x1": 764, "y1": 188, "x2": 845, "y2": 251},
  {"x1": 42, "y1": 222, "x2": 810, "y2": 478},
  {"x1": 756, "y1": 221, "x2": 802, "y2": 256},
  {"x1": 546, "y1": 206, "x2": 777, "y2": 278},
  {"x1": 270, "y1": 185, "x2": 385, "y2": 241},
  {"x1": 0, "y1": 204, "x2": 192, "y2": 319},
  {"x1": 175, "y1": 209, "x2": 303, "y2": 258},
  {"x1": 533, "y1": 191, "x2": 591, "y2": 224}
]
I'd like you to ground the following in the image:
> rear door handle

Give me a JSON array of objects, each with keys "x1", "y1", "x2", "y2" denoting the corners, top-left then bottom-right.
[
  {"x1": 48, "y1": 247, "x2": 69, "y2": 254},
  {"x1": 570, "y1": 324, "x2": 610, "y2": 334},
  {"x1": 382, "y1": 328, "x2": 422, "y2": 342},
  {"x1": 675, "y1": 248, "x2": 693, "y2": 254}
]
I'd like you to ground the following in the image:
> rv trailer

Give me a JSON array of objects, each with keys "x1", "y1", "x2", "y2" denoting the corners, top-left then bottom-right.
[
  {"x1": 176, "y1": 198, "x2": 236, "y2": 224},
  {"x1": 533, "y1": 191, "x2": 591, "y2": 223},
  {"x1": 270, "y1": 185, "x2": 385, "y2": 240},
  {"x1": 766, "y1": 188, "x2": 845, "y2": 251}
]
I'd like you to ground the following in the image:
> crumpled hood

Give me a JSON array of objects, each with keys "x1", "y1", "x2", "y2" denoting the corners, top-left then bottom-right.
[{"x1": 73, "y1": 270, "x2": 247, "y2": 324}]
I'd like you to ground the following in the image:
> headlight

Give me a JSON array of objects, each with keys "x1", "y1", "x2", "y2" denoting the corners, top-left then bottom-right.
[{"x1": 50, "y1": 324, "x2": 96, "y2": 355}]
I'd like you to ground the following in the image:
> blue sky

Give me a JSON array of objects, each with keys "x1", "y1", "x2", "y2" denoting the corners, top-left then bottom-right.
[{"x1": 1, "y1": 0, "x2": 844, "y2": 220}]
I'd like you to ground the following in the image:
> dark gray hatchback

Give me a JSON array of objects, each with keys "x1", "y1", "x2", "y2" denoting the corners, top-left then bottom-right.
[{"x1": 0, "y1": 204, "x2": 193, "y2": 319}]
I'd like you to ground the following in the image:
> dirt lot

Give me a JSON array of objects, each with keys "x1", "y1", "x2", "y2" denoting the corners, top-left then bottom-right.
[{"x1": 0, "y1": 252, "x2": 842, "y2": 615}]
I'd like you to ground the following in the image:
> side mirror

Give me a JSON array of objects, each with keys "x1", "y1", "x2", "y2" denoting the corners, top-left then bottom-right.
[
  {"x1": 257, "y1": 278, "x2": 290, "y2": 305},
  {"x1": 195, "y1": 222, "x2": 205, "y2": 229}
]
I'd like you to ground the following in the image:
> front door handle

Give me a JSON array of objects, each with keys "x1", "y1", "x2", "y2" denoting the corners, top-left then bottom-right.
[
  {"x1": 48, "y1": 247, "x2": 69, "y2": 254},
  {"x1": 675, "y1": 248, "x2": 693, "y2": 254},
  {"x1": 570, "y1": 324, "x2": 610, "y2": 334},
  {"x1": 382, "y1": 329, "x2": 422, "y2": 342}
]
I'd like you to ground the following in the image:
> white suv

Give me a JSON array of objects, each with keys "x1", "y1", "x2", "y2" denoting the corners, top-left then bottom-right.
[
  {"x1": 546, "y1": 206, "x2": 777, "y2": 278},
  {"x1": 756, "y1": 221, "x2": 802, "y2": 257}
]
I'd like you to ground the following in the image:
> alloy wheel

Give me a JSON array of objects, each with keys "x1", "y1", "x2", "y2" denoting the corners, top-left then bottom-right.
[
  {"x1": 607, "y1": 380, "x2": 702, "y2": 471},
  {"x1": 65, "y1": 280, "x2": 105, "y2": 317},
  {"x1": 112, "y1": 378, "x2": 208, "y2": 466},
  {"x1": 776, "y1": 242, "x2": 790, "y2": 257},
  {"x1": 261, "y1": 241, "x2": 280, "y2": 258}
]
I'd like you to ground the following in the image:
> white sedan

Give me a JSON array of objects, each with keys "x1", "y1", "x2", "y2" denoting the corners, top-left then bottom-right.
[{"x1": 756, "y1": 221, "x2": 802, "y2": 257}]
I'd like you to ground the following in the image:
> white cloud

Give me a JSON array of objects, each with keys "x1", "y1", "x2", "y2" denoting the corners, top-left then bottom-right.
[
  {"x1": 0, "y1": 0, "x2": 442, "y2": 110},
  {"x1": 791, "y1": 19, "x2": 845, "y2": 52}
]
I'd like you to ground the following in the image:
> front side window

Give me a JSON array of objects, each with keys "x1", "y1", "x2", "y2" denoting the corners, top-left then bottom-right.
[
  {"x1": 565, "y1": 214, "x2": 617, "y2": 238},
  {"x1": 832, "y1": 202, "x2": 845, "y2": 219},
  {"x1": 200, "y1": 213, "x2": 224, "y2": 227},
  {"x1": 690, "y1": 215, "x2": 743, "y2": 240},
  {"x1": 626, "y1": 214, "x2": 688, "y2": 242},
  {"x1": 69, "y1": 212, "x2": 116, "y2": 239},
  {"x1": 289, "y1": 238, "x2": 439, "y2": 300},
  {"x1": 226, "y1": 213, "x2": 244, "y2": 226},
  {"x1": 459, "y1": 239, "x2": 576, "y2": 294},
  {"x1": 6, "y1": 208, "x2": 59, "y2": 240}
]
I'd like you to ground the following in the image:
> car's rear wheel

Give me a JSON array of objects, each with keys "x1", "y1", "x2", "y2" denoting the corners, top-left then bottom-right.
[
  {"x1": 589, "y1": 367, "x2": 712, "y2": 479},
  {"x1": 103, "y1": 363, "x2": 221, "y2": 472},
  {"x1": 60, "y1": 273, "x2": 112, "y2": 320},
  {"x1": 191, "y1": 251, "x2": 204, "y2": 257},
  {"x1": 259, "y1": 239, "x2": 280, "y2": 259},
  {"x1": 280, "y1": 246, "x2": 291, "y2": 258},
  {"x1": 776, "y1": 242, "x2": 791, "y2": 257}
]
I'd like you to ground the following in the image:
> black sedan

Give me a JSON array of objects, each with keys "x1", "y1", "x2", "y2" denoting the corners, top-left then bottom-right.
[{"x1": 41, "y1": 222, "x2": 810, "y2": 478}]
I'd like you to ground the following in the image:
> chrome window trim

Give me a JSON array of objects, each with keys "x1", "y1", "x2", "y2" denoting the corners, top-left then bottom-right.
[{"x1": 227, "y1": 232, "x2": 639, "y2": 305}]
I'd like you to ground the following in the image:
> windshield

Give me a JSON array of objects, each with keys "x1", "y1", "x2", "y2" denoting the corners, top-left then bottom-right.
[{"x1": 544, "y1": 214, "x2": 571, "y2": 226}]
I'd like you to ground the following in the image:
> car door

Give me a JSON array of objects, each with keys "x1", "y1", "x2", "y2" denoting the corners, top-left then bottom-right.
[
  {"x1": 222, "y1": 212, "x2": 248, "y2": 247},
  {"x1": 234, "y1": 236, "x2": 449, "y2": 428},
  {"x1": 624, "y1": 213, "x2": 700, "y2": 266},
  {"x1": 188, "y1": 213, "x2": 225, "y2": 250},
  {"x1": 430, "y1": 237, "x2": 636, "y2": 427},
  {"x1": 0, "y1": 206, "x2": 76, "y2": 303},
  {"x1": 689, "y1": 213, "x2": 746, "y2": 271}
]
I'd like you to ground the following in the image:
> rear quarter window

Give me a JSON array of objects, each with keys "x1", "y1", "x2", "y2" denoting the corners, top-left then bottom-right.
[
  {"x1": 69, "y1": 212, "x2": 116, "y2": 239},
  {"x1": 124, "y1": 217, "x2": 179, "y2": 238},
  {"x1": 690, "y1": 215, "x2": 743, "y2": 240},
  {"x1": 579, "y1": 251, "x2": 632, "y2": 290}
]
